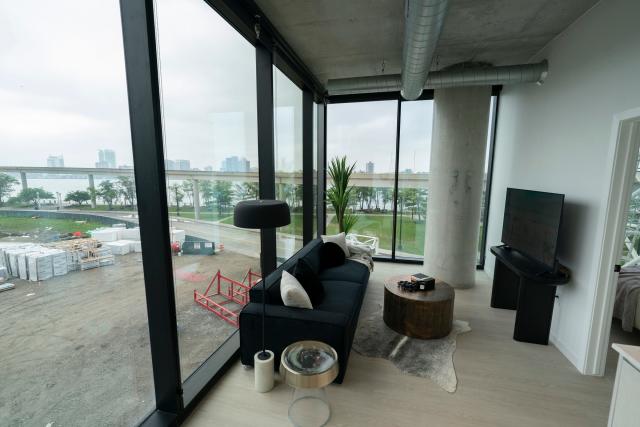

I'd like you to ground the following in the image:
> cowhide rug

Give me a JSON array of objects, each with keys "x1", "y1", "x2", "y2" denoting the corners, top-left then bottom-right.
[{"x1": 353, "y1": 306, "x2": 470, "y2": 393}]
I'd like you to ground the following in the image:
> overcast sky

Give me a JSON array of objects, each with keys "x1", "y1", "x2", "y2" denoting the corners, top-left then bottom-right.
[
  {"x1": 0, "y1": 0, "x2": 487, "y2": 174},
  {"x1": 327, "y1": 100, "x2": 434, "y2": 174}
]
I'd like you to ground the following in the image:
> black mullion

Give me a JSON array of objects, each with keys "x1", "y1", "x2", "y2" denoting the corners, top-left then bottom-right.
[
  {"x1": 119, "y1": 0, "x2": 182, "y2": 415},
  {"x1": 317, "y1": 102, "x2": 327, "y2": 236},
  {"x1": 478, "y1": 93, "x2": 500, "y2": 268},
  {"x1": 255, "y1": 43, "x2": 277, "y2": 276},
  {"x1": 302, "y1": 90, "x2": 314, "y2": 244},
  {"x1": 390, "y1": 100, "x2": 402, "y2": 260}
]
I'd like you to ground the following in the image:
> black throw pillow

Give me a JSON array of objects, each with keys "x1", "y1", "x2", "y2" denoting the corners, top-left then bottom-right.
[
  {"x1": 293, "y1": 258, "x2": 325, "y2": 306},
  {"x1": 319, "y1": 241, "x2": 346, "y2": 270}
]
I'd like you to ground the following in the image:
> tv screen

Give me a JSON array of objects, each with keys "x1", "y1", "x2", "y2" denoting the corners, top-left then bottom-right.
[{"x1": 501, "y1": 188, "x2": 564, "y2": 269}]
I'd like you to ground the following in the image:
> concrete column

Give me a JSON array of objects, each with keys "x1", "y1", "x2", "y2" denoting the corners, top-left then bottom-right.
[
  {"x1": 88, "y1": 174, "x2": 97, "y2": 208},
  {"x1": 423, "y1": 86, "x2": 491, "y2": 288},
  {"x1": 20, "y1": 171, "x2": 27, "y2": 191},
  {"x1": 193, "y1": 179, "x2": 201, "y2": 221}
]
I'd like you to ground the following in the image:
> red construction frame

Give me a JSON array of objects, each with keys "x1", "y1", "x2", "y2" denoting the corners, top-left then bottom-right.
[{"x1": 193, "y1": 269, "x2": 261, "y2": 327}]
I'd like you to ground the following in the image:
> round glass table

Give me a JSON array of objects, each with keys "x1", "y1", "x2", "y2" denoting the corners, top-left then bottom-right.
[{"x1": 280, "y1": 341, "x2": 339, "y2": 427}]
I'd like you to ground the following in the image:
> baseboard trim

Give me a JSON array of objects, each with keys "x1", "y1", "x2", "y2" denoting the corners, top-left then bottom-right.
[{"x1": 549, "y1": 332, "x2": 585, "y2": 374}]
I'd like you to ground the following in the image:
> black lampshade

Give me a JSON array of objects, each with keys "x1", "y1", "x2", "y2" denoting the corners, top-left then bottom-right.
[{"x1": 233, "y1": 199, "x2": 291, "y2": 229}]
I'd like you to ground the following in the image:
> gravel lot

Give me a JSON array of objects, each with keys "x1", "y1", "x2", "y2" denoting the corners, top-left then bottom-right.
[{"x1": 0, "y1": 248, "x2": 259, "y2": 426}]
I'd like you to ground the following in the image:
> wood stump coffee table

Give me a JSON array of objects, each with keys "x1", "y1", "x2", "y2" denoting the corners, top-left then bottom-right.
[{"x1": 383, "y1": 275, "x2": 455, "y2": 339}]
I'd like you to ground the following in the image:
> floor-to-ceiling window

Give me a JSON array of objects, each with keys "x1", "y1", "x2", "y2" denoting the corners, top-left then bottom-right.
[
  {"x1": 273, "y1": 68, "x2": 304, "y2": 262},
  {"x1": 396, "y1": 100, "x2": 433, "y2": 259},
  {"x1": 325, "y1": 94, "x2": 498, "y2": 264},
  {"x1": 0, "y1": 1, "x2": 154, "y2": 424},
  {"x1": 478, "y1": 95, "x2": 498, "y2": 264},
  {"x1": 326, "y1": 100, "x2": 398, "y2": 257},
  {"x1": 155, "y1": 0, "x2": 260, "y2": 379}
]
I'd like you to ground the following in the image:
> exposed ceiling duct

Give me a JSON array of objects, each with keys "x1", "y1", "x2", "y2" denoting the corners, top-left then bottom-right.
[
  {"x1": 326, "y1": 61, "x2": 549, "y2": 96},
  {"x1": 401, "y1": 0, "x2": 449, "y2": 100}
]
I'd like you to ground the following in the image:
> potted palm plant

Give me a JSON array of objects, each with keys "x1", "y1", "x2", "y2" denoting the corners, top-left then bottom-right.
[{"x1": 327, "y1": 156, "x2": 358, "y2": 234}]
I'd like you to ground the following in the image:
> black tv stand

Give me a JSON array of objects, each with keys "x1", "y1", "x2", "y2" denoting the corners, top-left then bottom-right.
[{"x1": 490, "y1": 245, "x2": 570, "y2": 345}]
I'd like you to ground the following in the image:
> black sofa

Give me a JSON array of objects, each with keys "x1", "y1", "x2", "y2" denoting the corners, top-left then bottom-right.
[{"x1": 239, "y1": 238, "x2": 370, "y2": 383}]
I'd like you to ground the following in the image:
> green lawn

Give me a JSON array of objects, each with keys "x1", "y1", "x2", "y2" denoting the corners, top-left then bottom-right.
[
  {"x1": 221, "y1": 211, "x2": 426, "y2": 257},
  {"x1": 0, "y1": 216, "x2": 105, "y2": 236},
  {"x1": 327, "y1": 213, "x2": 425, "y2": 256}
]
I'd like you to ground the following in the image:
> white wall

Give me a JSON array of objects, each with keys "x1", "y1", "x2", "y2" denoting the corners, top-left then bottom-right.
[{"x1": 484, "y1": 0, "x2": 640, "y2": 372}]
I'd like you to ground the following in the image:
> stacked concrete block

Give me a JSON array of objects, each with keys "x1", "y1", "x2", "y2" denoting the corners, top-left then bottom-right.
[
  {"x1": 27, "y1": 252, "x2": 53, "y2": 282},
  {"x1": 90, "y1": 228, "x2": 121, "y2": 242},
  {"x1": 49, "y1": 250, "x2": 68, "y2": 276},
  {"x1": 119, "y1": 227, "x2": 140, "y2": 241},
  {"x1": 104, "y1": 240, "x2": 132, "y2": 255}
]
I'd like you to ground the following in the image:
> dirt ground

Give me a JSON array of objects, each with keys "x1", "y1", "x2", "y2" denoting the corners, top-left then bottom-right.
[{"x1": 0, "y1": 248, "x2": 259, "y2": 427}]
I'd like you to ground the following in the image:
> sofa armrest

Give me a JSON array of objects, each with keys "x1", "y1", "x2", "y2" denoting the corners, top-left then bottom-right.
[{"x1": 239, "y1": 303, "x2": 350, "y2": 370}]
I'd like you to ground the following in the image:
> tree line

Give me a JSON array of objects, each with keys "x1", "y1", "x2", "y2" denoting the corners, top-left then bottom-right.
[
  {"x1": 0, "y1": 171, "x2": 427, "y2": 220},
  {"x1": 0, "y1": 173, "x2": 136, "y2": 210},
  {"x1": 341, "y1": 186, "x2": 428, "y2": 221}
]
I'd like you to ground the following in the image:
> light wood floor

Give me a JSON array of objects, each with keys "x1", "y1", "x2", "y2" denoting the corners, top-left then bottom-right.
[{"x1": 184, "y1": 262, "x2": 640, "y2": 427}]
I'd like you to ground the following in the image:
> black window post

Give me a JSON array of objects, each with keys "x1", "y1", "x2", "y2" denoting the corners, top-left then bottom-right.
[
  {"x1": 256, "y1": 43, "x2": 277, "y2": 276},
  {"x1": 302, "y1": 89, "x2": 314, "y2": 243},
  {"x1": 391, "y1": 99, "x2": 402, "y2": 260},
  {"x1": 316, "y1": 102, "x2": 327, "y2": 237},
  {"x1": 119, "y1": 0, "x2": 182, "y2": 419},
  {"x1": 478, "y1": 90, "x2": 501, "y2": 268}
]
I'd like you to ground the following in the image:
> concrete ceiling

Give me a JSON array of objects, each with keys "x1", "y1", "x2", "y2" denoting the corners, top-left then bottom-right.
[{"x1": 254, "y1": 0, "x2": 598, "y2": 86}]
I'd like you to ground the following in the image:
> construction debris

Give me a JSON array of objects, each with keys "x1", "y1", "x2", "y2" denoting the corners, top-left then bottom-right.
[{"x1": 0, "y1": 283, "x2": 15, "y2": 293}]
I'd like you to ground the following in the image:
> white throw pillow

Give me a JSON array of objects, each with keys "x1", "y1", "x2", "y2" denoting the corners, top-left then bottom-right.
[
  {"x1": 280, "y1": 271, "x2": 313, "y2": 309},
  {"x1": 321, "y1": 232, "x2": 350, "y2": 257}
]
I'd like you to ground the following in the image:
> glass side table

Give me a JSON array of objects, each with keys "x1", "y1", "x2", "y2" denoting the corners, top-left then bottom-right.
[{"x1": 280, "y1": 340, "x2": 339, "y2": 427}]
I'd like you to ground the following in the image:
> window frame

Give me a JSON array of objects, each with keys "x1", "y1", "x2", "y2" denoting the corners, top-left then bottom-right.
[
  {"x1": 120, "y1": 1, "x2": 501, "y2": 425},
  {"x1": 324, "y1": 87, "x2": 501, "y2": 266},
  {"x1": 119, "y1": 1, "x2": 323, "y2": 425}
]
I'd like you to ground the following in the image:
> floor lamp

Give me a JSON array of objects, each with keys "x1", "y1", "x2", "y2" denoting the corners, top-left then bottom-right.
[{"x1": 234, "y1": 199, "x2": 290, "y2": 393}]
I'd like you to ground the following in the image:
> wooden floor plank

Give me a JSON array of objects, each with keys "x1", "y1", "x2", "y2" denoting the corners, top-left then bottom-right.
[{"x1": 184, "y1": 262, "x2": 640, "y2": 427}]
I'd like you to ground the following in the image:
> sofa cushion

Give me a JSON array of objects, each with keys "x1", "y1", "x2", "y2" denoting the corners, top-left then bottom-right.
[
  {"x1": 293, "y1": 258, "x2": 325, "y2": 306},
  {"x1": 319, "y1": 260, "x2": 370, "y2": 285},
  {"x1": 321, "y1": 232, "x2": 350, "y2": 257},
  {"x1": 319, "y1": 242, "x2": 346, "y2": 269},
  {"x1": 315, "y1": 280, "x2": 364, "y2": 318},
  {"x1": 280, "y1": 271, "x2": 313, "y2": 309},
  {"x1": 301, "y1": 241, "x2": 323, "y2": 275}
]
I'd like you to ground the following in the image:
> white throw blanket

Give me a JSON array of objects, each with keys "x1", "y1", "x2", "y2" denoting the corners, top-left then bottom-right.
[{"x1": 347, "y1": 243, "x2": 374, "y2": 271}]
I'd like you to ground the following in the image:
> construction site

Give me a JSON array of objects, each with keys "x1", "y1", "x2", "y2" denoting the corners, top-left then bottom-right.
[{"x1": 0, "y1": 216, "x2": 260, "y2": 426}]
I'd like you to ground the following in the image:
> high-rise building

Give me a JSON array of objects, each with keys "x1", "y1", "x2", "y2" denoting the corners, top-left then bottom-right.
[
  {"x1": 204, "y1": 165, "x2": 214, "y2": 172},
  {"x1": 174, "y1": 159, "x2": 191, "y2": 171},
  {"x1": 47, "y1": 155, "x2": 64, "y2": 168},
  {"x1": 366, "y1": 161, "x2": 375, "y2": 174},
  {"x1": 96, "y1": 149, "x2": 116, "y2": 168},
  {"x1": 164, "y1": 159, "x2": 175, "y2": 170},
  {"x1": 221, "y1": 156, "x2": 250, "y2": 172}
]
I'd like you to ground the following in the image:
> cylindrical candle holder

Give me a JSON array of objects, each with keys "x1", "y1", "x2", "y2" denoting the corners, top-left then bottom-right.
[{"x1": 254, "y1": 350, "x2": 275, "y2": 393}]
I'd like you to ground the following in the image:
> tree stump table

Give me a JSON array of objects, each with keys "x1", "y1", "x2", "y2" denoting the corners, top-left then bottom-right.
[{"x1": 383, "y1": 275, "x2": 455, "y2": 339}]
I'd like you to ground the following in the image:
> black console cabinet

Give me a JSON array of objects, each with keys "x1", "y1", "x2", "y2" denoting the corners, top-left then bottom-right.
[{"x1": 490, "y1": 245, "x2": 570, "y2": 345}]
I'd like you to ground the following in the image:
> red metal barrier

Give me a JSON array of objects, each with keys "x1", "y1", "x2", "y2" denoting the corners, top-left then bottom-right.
[{"x1": 193, "y1": 269, "x2": 261, "y2": 327}]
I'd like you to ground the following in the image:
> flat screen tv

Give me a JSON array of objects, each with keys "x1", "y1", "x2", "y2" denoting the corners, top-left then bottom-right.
[{"x1": 501, "y1": 188, "x2": 564, "y2": 270}]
